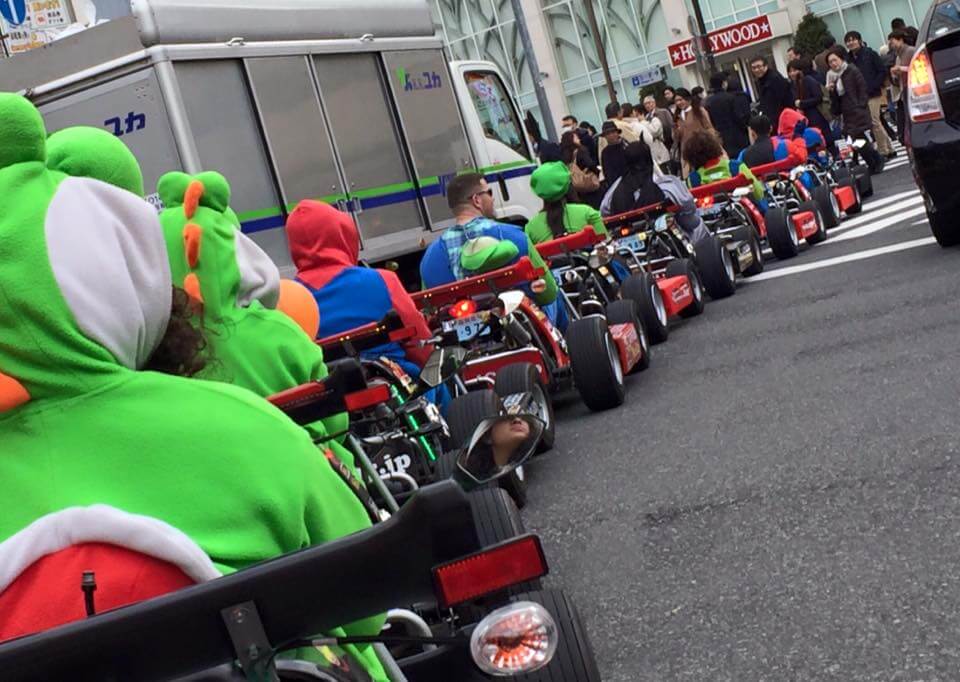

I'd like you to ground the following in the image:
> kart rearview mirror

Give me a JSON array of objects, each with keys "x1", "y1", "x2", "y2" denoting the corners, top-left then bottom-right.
[
  {"x1": 732, "y1": 186, "x2": 752, "y2": 198},
  {"x1": 421, "y1": 346, "x2": 466, "y2": 388},
  {"x1": 457, "y1": 414, "x2": 545, "y2": 486}
]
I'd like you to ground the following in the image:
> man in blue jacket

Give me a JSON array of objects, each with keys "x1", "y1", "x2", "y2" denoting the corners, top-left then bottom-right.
[{"x1": 844, "y1": 31, "x2": 895, "y2": 159}]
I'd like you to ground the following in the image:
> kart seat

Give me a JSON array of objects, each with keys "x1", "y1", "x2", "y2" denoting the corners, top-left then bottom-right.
[{"x1": 0, "y1": 506, "x2": 220, "y2": 642}]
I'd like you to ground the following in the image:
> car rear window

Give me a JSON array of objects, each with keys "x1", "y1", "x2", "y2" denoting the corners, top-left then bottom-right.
[{"x1": 931, "y1": 0, "x2": 960, "y2": 38}]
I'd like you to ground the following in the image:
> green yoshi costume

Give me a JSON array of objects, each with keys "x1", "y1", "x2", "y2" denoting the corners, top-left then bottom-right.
[{"x1": 0, "y1": 94, "x2": 385, "y2": 678}]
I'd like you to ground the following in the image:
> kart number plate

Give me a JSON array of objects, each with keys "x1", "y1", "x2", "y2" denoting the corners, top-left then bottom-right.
[
  {"x1": 616, "y1": 234, "x2": 644, "y2": 253},
  {"x1": 444, "y1": 314, "x2": 488, "y2": 342}
]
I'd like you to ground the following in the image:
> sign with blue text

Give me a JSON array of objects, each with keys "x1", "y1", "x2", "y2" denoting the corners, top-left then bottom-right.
[{"x1": 629, "y1": 66, "x2": 664, "y2": 90}]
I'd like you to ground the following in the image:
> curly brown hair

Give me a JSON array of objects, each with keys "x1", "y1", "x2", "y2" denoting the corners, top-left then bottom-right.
[
  {"x1": 144, "y1": 287, "x2": 208, "y2": 377},
  {"x1": 682, "y1": 130, "x2": 725, "y2": 171}
]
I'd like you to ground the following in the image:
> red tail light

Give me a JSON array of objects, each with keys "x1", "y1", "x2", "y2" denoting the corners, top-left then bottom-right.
[
  {"x1": 343, "y1": 384, "x2": 391, "y2": 411},
  {"x1": 696, "y1": 196, "x2": 714, "y2": 208},
  {"x1": 433, "y1": 535, "x2": 548, "y2": 608},
  {"x1": 909, "y1": 46, "x2": 945, "y2": 123},
  {"x1": 620, "y1": 227, "x2": 630, "y2": 237},
  {"x1": 450, "y1": 299, "x2": 478, "y2": 319}
]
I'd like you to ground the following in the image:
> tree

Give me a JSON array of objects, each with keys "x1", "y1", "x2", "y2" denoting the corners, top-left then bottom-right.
[{"x1": 794, "y1": 12, "x2": 833, "y2": 60}]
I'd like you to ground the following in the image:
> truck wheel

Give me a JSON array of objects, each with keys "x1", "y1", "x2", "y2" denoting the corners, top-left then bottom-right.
[
  {"x1": 605, "y1": 299, "x2": 650, "y2": 373},
  {"x1": 566, "y1": 317, "x2": 625, "y2": 412},
  {"x1": 495, "y1": 363, "x2": 556, "y2": 452},
  {"x1": 852, "y1": 165, "x2": 873, "y2": 198},
  {"x1": 692, "y1": 235, "x2": 736, "y2": 299},
  {"x1": 928, "y1": 208, "x2": 960, "y2": 247},
  {"x1": 665, "y1": 258, "x2": 705, "y2": 318},
  {"x1": 812, "y1": 184, "x2": 840, "y2": 229},
  {"x1": 799, "y1": 200, "x2": 828, "y2": 244},
  {"x1": 765, "y1": 207, "x2": 799, "y2": 260},
  {"x1": 731, "y1": 224, "x2": 764, "y2": 276},
  {"x1": 508, "y1": 589, "x2": 602, "y2": 682},
  {"x1": 620, "y1": 272, "x2": 669, "y2": 344},
  {"x1": 840, "y1": 178, "x2": 863, "y2": 215}
]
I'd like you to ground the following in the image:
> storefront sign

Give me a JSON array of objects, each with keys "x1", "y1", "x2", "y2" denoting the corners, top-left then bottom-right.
[
  {"x1": 1, "y1": 0, "x2": 71, "y2": 55},
  {"x1": 628, "y1": 66, "x2": 663, "y2": 89},
  {"x1": 668, "y1": 14, "x2": 773, "y2": 68}
]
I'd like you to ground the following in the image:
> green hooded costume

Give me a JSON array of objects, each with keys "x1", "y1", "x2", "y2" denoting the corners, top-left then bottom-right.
[
  {"x1": 0, "y1": 94, "x2": 384, "y2": 677},
  {"x1": 525, "y1": 161, "x2": 607, "y2": 245}
]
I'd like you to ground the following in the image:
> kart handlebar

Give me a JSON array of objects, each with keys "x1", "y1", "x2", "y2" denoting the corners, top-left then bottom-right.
[{"x1": 412, "y1": 256, "x2": 545, "y2": 310}]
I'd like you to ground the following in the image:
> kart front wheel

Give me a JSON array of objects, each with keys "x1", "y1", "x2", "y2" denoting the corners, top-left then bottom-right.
[
  {"x1": 693, "y1": 234, "x2": 736, "y2": 299},
  {"x1": 765, "y1": 207, "x2": 799, "y2": 260},
  {"x1": 566, "y1": 317, "x2": 625, "y2": 411},
  {"x1": 732, "y1": 224, "x2": 764, "y2": 276},
  {"x1": 665, "y1": 258, "x2": 705, "y2": 318},
  {"x1": 495, "y1": 362, "x2": 556, "y2": 452},
  {"x1": 605, "y1": 299, "x2": 650, "y2": 373},
  {"x1": 620, "y1": 272, "x2": 669, "y2": 344},
  {"x1": 812, "y1": 183, "x2": 840, "y2": 229}
]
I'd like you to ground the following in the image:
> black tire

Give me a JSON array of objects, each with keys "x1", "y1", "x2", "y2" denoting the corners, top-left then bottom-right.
[
  {"x1": 665, "y1": 258, "x2": 705, "y2": 318},
  {"x1": 928, "y1": 208, "x2": 960, "y2": 247},
  {"x1": 620, "y1": 272, "x2": 669, "y2": 344},
  {"x1": 605, "y1": 299, "x2": 650, "y2": 373},
  {"x1": 840, "y1": 178, "x2": 863, "y2": 215},
  {"x1": 765, "y1": 206, "x2": 799, "y2": 260},
  {"x1": 798, "y1": 200, "x2": 827, "y2": 244},
  {"x1": 853, "y1": 165, "x2": 873, "y2": 198},
  {"x1": 508, "y1": 589, "x2": 602, "y2": 682},
  {"x1": 832, "y1": 166, "x2": 852, "y2": 186},
  {"x1": 732, "y1": 224, "x2": 764, "y2": 276},
  {"x1": 495, "y1": 363, "x2": 556, "y2": 452},
  {"x1": 566, "y1": 316, "x2": 625, "y2": 411},
  {"x1": 692, "y1": 235, "x2": 736, "y2": 299},
  {"x1": 812, "y1": 183, "x2": 840, "y2": 229}
]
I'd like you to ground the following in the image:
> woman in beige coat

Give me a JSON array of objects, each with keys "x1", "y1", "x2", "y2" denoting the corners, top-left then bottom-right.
[{"x1": 673, "y1": 88, "x2": 718, "y2": 178}]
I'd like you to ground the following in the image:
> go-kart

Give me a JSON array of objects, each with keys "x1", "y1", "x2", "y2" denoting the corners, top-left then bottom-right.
[
  {"x1": 688, "y1": 158, "x2": 827, "y2": 261},
  {"x1": 412, "y1": 256, "x2": 640, "y2": 415},
  {"x1": 833, "y1": 136, "x2": 874, "y2": 199}
]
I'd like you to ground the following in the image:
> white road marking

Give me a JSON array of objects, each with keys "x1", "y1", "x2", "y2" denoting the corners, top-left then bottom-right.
[
  {"x1": 831, "y1": 205, "x2": 927, "y2": 241},
  {"x1": 749, "y1": 237, "x2": 937, "y2": 282},
  {"x1": 830, "y1": 195, "x2": 924, "y2": 235},
  {"x1": 883, "y1": 159, "x2": 910, "y2": 170},
  {"x1": 912, "y1": 218, "x2": 929, "y2": 225}
]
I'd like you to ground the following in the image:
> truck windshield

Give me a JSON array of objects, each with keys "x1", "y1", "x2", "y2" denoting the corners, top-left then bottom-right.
[
  {"x1": 931, "y1": 0, "x2": 960, "y2": 38},
  {"x1": 464, "y1": 71, "x2": 530, "y2": 160}
]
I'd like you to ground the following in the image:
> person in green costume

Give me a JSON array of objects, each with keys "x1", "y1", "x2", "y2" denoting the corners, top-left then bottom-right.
[
  {"x1": 524, "y1": 161, "x2": 607, "y2": 245},
  {"x1": 0, "y1": 94, "x2": 385, "y2": 679},
  {"x1": 681, "y1": 129, "x2": 764, "y2": 201}
]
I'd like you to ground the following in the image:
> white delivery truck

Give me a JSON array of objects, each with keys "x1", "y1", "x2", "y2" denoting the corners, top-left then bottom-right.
[{"x1": 0, "y1": 0, "x2": 541, "y2": 274}]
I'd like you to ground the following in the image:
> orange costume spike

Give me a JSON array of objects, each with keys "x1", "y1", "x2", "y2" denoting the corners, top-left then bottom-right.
[
  {"x1": 183, "y1": 180, "x2": 205, "y2": 221},
  {"x1": 183, "y1": 223, "x2": 202, "y2": 269},
  {"x1": 0, "y1": 371, "x2": 30, "y2": 412}
]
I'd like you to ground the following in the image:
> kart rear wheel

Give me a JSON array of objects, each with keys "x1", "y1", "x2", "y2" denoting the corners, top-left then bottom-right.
[
  {"x1": 799, "y1": 200, "x2": 828, "y2": 244},
  {"x1": 665, "y1": 258, "x2": 705, "y2": 318},
  {"x1": 852, "y1": 165, "x2": 873, "y2": 198},
  {"x1": 508, "y1": 589, "x2": 602, "y2": 682},
  {"x1": 605, "y1": 299, "x2": 650, "y2": 373},
  {"x1": 840, "y1": 178, "x2": 863, "y2": 215},
  {"x1": 566, "y1": 317, "x2": 625, "y2": 411},
  {"x1": 692, "y1": 234, "x2": 736, "y2": 299},
  {"x1": 765, "y1": 206, "x2": 799, "y2": 260},
  {"x1": 812, "y1": 184, "x2": 840, "y2": 229},
  {"x1": 732, "y1": 224, "x2": 764, "y2": 276},
  {"x1": 620, "y1": 272, "x2": 669, "y2": 344},
  {"x1": 495, "y1": 363, "x2": 556, "y2": 452}
]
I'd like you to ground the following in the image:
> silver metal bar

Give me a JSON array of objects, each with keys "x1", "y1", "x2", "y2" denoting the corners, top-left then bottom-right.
[
  {"x1": 347, "y1": 434, "x2": 400, "y2": 514},
  {"x1": 153, "y1": 58, "x2": 202, "y2": 173},
  {"x1": 373, "y1": 643, "x2": 409, "y2": 682},
  {"x1": 19, "y1": 50, "x2": 148, "y2": 97}
]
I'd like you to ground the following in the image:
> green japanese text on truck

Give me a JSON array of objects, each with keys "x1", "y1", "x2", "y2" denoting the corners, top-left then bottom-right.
[{"x1": 0, "y1": 0, "x2": 541, "y2": 275}]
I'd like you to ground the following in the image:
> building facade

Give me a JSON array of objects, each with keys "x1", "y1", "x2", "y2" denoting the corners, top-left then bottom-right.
[{"x1": 428, "y1": 0, "x2": 934, "y2": 128}]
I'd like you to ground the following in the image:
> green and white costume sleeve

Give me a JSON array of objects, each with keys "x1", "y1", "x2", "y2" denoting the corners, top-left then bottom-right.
[{"x1": 0, "y1": 94, "x2": 384, "y2": 678}]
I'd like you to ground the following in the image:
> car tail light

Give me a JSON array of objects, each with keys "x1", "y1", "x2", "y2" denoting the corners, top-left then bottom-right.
[
  {"x1": 469, "y1": 601, "x2": 558, "y2": 676},
  {"x1": 529, "y1": 278, "x2": 547, "y2": 294},
  {"x1": 450, "y1": 299, "x2": 477, "y2": 319},
  {"x1": 909, "y1": 46, "x2": 945, "y2": 123},
  {"x1": 343, "y1": 384, "x2": 391, "y2": 411},
  {"x1": 696, "y1": 196, "x2": 714, "y2": 208},
  {"x1": 620, "y1": 227, "x2": 631, "y2": 237},
  {"x1": 432, "y1": 535, "x2": 548, "y2": 609}
]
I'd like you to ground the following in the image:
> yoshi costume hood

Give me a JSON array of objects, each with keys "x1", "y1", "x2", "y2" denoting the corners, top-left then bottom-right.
[
  {"x1": 158, "y1": 172, "x2": 352, "y2": 457},
  {"x1": 46, "y1": 126, "x2": 144, "y2": 197},
  {"x1": 0, "y1": 92, "x2": 372, "y2": 578}
]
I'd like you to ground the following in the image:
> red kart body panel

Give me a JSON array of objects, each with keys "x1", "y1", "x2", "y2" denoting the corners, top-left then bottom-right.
[
  {"x1": 657, "y1": 275, "x2": 693, "y2": 317},
  {"x1": 412, "y1": 257, "x2": 543, "y2": 310},
  {"x1": 687, "y1": 158, "x2": 797, "y2": 199},
  {"x1": 462, "y1": 348, "x2": 551, "y2": 386},
  {"x1": 792, "y1": 179, "x2": 813, "y2": 202},
  {"x1": 738, "y1": 196, "x2": 767, "y2": 238},
  {"x1": 317, "y1": 322, "x2": 417, "y2": 351},
  {"x1": 518, "y1": 299, "x2": 570, "y2": 370},
  {"x1": 609, "y1": 322, "x2": 642, "y2": 373},
  {"x1": 535, "y1": 227, "x2": 603, "y2": 259},
  {"x1": 834, "y1": 185, "x2": 857, "y2": 212},
  {"x1": 792, "y1": 211, "x2": 819, "y2": 240}
]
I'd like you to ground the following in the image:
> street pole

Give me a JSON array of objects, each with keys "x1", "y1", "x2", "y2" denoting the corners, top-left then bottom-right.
[
  {"x1": 582, "y1": 0, "x2": 617, "y2": 104},
  {"x1": 689, "y1": 0, "x2": 716, "y2": 75},
  {"x1": 510, "y1": 0, "x2": 558, "y2": 142}
]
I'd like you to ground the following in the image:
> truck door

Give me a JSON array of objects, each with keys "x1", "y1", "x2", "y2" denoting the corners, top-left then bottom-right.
[{"x1": 381, "y1": 49, "x2": 474, "y2": 232}]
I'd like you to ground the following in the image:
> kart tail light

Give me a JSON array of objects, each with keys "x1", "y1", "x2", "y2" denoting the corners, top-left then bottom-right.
[
  {"x1": 470, "y1": 601, "x2": 558, "y2": 676},
  {"x1": 619, "y1": 227, "x2": 631, "y2": 237},
  {"x1": 529, "y1": 278, "x2": 547, "y2": 294},
  {"x1": 343, "y1": 384, "x2": 391, "y2": 411},
  {"x1": 433, "y1": 535, "x2": 548, "y2": 609},
  {"x1": 909, "y1": 46, "x2": 944, "y2": 123},
  {"x1": 450, "y1": 299, "x2": 478, "y2": 319},
  {"x1": 696, "y1": 196, "x2": 714, "y2": 209}
]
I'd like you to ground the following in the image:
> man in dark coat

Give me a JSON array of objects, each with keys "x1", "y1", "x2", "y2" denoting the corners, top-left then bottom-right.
[
  {"x1": 845, "y1": 31, "x2": 894, "y2": 158},
  {"x1": 750, "y1": 55, "x2": 794, "y2": 125},
  {"x1": 704, "y1": 72, "x2": 749, "y2": 158},
  {"x1": 826, "y1": 46, "x2": 884, "y2": 173}
]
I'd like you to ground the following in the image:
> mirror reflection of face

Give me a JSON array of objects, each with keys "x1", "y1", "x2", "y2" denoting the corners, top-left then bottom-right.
[{"x1": 489, "y1": 417, "x2": 530, "y2": 466}]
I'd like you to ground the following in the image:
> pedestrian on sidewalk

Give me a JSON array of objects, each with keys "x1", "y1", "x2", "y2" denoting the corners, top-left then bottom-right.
[
  {"x1": 705, "y1": 71, "x2": 750, "y2": 159},
  {"x1": 888, "y1": 29, "x2": 916, "y2": 145},
  {"x1": 826, "y1": 46, "x2": 885, "y2": 174},
  {"x1": 844, "y1": 31, "x2": 895, "y2": 159},
  {"x1": 751, "y1": 54, "x2": 794, "y2": 125}
]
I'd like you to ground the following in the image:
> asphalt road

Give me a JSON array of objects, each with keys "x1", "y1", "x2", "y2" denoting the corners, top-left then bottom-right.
[{"x1": 522, "y1": 150, "x2": 960, "y2": 681}]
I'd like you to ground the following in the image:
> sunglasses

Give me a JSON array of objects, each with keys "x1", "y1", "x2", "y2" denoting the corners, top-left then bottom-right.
[{"x1": 473, "y1": 189, "x2": 494, "y2": 198}]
